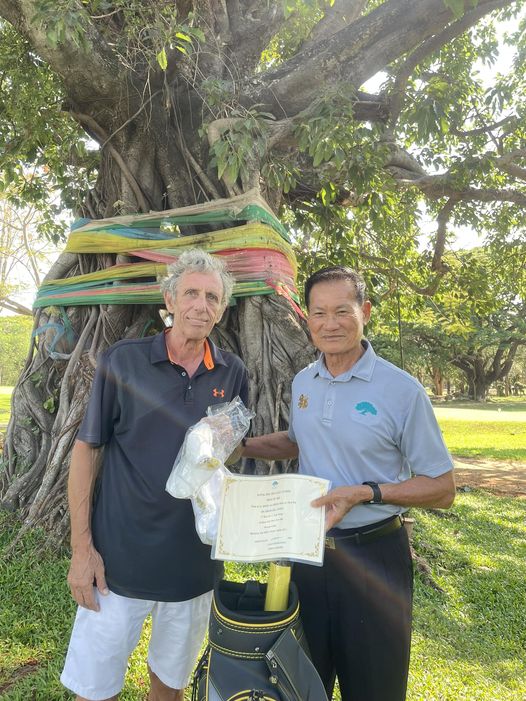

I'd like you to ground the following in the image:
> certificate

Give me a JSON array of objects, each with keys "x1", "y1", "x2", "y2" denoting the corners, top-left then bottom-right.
[{"x1": 213, "y1": 473, "x2": 329, "y2": 564}]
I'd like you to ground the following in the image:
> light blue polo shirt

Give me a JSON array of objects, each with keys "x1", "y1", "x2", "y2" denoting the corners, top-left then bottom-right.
[{"x1": 288, "y1": 340, "x2": 454, "y2": 528}]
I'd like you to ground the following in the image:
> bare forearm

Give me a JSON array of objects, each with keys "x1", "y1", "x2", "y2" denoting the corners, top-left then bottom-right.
[
  {"x1": 67, "y1": 440, "x2": 108, "y2": 609},
  {"x1": 314, "y1": 470, "x2": 456, "y2": 530},
  {"x1": 68, "y1": 440, "x2": 102, "y2": 550},
  {"x1": 379, "y1": 471, "x2": 456, "y2": 509},
  {"x1": 242, "y1": 431, "x2": 299, "y2": 460}
]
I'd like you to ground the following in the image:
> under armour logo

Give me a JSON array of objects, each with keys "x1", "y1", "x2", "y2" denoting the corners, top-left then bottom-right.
[{"x1": 213, "y1": 388, "x2": 225, "y2": 398}]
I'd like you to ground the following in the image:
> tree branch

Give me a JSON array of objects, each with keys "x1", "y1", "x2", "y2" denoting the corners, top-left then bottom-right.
[
  {"x1": 176, "y1": 132, "x2": 221, "y2": 199},
  {"x1": 3, "y1": 0, "x2": 121, "y2": 106},
  {"x1": 484, "y1": 340, "x2": 521, "y2": 384},
  {"x1": 223, "y1": 0, "x2": 285, "y2": 75},
  {"x1": 242, "y1": 0, "x2": 514, "y2": 118},
  {"x1": 70, "y1": 111, "x2": 150, "y2": 213},
  {"x1": 0, "y1": 0, "x2": 24, "y2": 30},
  {"x1": 348, "y1": 247, "x2": 447, "y2": 296},
  {"x1": 384, "y1": 142, "x2": 427, "y2": 177},
  {"x1": 432, "y1": 198, "x2": 457, "y2": 271},
  {"x1": 301, "y1": 0, "x2": 368, "y2": 50},
  {"x1": 451, "y1": 358, "x2": 474, "y2": 374},
  {"x1": 191, "y1": 0, "x2": 230, "y2": 80},
  {"x1": 496, "y1": 163, "x2": 526, "y2": 182},
  {"x1": 392, "y1": 171, "x2": 526, "y2": 206},
  {"x1": 495, "y1": 149, "x2": 526, "y2": 182},
  {"x1": 0, "y1": 297, "x2": 32, "y2": 315},
  {"x1": 387, "y1": 0, "x2": 508, "y2": 128},
  {"x1": 450, "y1": 115, "x2": 515, "y2": 137}
]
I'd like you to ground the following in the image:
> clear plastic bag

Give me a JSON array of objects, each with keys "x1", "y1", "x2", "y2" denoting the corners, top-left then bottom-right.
[
  {"x1": 165, "y1": 396, "x2": 254, "y2": 500},
  {"x1": 191, "y1": 464, "x2": 229, "y2": 545}
]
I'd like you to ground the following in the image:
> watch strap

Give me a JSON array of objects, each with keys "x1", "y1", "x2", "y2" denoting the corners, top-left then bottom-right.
[{"x1": 362, "y1": 481, "x2": 382, "y2": 504}]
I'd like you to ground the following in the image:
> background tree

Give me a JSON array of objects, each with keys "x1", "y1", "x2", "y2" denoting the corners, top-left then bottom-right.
[
  {"x1": 387, "y1": 246, "x2": 526, "y2": 399},
  {"x1": 504, "y1": 345, "x2": 526, "y2": 395},
  {"x1": 0, "y1": 194, "x2": 59, "y2": 315},
  {"x1": 0, "y1": 315, "x2": 34, "y2": 386},
  {"x1": 1, "y1": 0, "x2": 525, "y2": 539}
]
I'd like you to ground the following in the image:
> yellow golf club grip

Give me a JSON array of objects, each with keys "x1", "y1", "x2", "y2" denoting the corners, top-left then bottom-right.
[{"x1": 264, "y1": 562, "x2": 291, "y2": 611}]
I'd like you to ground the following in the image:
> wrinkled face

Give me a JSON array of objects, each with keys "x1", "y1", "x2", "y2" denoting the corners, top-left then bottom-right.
[
  {"x1": 164, "y1": 270, "x2": 225, "y2": 341},
  {"x1": 307, "y1": 279, "x2": 371, "y2": 358}
]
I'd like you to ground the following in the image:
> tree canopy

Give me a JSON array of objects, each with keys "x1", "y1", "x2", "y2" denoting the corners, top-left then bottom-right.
[
  {"x1": 1, "y1": 0, "x2": 525, "y2": 536},
  {"x1": 372, "y1": 245, "x2": 526, "y2": 398},
  {"x1": 0, "y1": 195, "x2": 58, "y2": 314},
  {"x1": 1, "y1": 0, "x2": 525, "y2": 282}
]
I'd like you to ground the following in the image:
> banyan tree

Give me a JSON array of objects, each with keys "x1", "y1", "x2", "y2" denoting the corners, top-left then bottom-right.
[{"x1": 1, "y1": 0, "x2": 525, "y2": 541}]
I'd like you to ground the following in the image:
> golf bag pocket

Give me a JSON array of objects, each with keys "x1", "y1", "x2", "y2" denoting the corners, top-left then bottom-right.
[{"x1": 192, "y1": 579, "x2": 327, "y2": 701}]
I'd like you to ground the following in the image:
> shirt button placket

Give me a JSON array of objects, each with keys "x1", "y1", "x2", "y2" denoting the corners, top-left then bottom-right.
[{"x1": 323, "y1": 382, "x2": 336, "y2": 423}]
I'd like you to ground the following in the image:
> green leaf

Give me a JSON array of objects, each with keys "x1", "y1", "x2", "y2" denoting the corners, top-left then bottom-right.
[
  {"x1": 175, "y1": 32, "x2": 192, "y2": 43},
  {"x1": 43, "y1": 396, "x2": 56, "y2": 413},
  {"x1": 216, "y1": 158, "x2": 226, "y2": 180},
  {"x1": 312, "y1": 144, "x2": 326, "y2": 167},
  {"x1": 223, "y1": 162, "x2": 239, "y2": 185},
  {"x1": 156, "y1": 48, "x2": 168, "y2": 71},
  {"x1": 192, "y1": 28, "x2": 205, "y2": 42}
]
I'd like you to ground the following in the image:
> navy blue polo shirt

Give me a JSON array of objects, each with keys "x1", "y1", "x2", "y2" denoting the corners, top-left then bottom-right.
[{"x1": 78, "y1": 331, "x2": 249, "y2": 601}]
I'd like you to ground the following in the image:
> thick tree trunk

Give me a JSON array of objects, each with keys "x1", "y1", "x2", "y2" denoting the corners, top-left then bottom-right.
[
  {"x1": 454, "y1": 342, "x2": 522, "y2": 401},
  {"x1": 2, "y1": 0, "x2": 513, "y2": 544},
  {"x1": 1, "y1": 127, "x2": 315, "y2": 542},
  {"x1": 470, "y1": 377, "x2": 490, "y2": 401},
  {"x1": 463, "y1": 360, "x2": 489, "y2": 401},
  {"x1": 430, "y1": 366, "x2": 443, "y2": 397}
]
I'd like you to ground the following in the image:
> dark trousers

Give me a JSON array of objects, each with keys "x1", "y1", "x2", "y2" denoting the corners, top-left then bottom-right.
[{"x1": 293, "y1": 526, "x2": 413, "y2": 701}]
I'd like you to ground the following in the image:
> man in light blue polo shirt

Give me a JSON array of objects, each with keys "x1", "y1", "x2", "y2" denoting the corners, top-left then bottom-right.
[{"x1": 242, "y1": 265, "x2": 455, "y2": 701}]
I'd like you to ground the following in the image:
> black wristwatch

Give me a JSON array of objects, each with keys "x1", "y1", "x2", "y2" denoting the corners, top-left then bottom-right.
[{"x1": 362, "y1": 481, "x2": 383, "y2": 504}]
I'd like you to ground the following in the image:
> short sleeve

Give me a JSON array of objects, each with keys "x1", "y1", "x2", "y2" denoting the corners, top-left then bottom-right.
[
  {"x1": 239, "y1": 367, "x2": 249, "y2": 408},
  {"x1": 288, "y1": 390, "x2": 296, "y2": 443},
  {"x1": 77, "y1": 349, "x2": 120, "y2": 447},
  {"x1": 399, "y1": 387, "x2": 454, "y2": 477}
]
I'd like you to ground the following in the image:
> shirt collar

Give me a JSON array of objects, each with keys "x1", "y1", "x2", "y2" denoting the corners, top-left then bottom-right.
[
  {"x1": 150, "y1": 331, "x2": 227, "y2": 369},
  {"x1": 208, "y1": 339, "x2": 228, "y2": 368},
  {"x1": 314, "y1": 339, "x2": 377, "y2": 382}
]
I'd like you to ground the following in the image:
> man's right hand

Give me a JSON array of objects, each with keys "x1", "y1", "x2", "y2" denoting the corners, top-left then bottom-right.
[{"x1": 67, "y1": 545, "x2": 109, "y2": 611}]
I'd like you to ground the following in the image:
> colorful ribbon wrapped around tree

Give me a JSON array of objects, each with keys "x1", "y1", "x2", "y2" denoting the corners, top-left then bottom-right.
[{"x1": 34, "y1": 191, "x2": 303, "y2": 317}]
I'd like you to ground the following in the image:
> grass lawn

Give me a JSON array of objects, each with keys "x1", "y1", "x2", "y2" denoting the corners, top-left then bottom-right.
[
  {"x1": 436, "y1": 396, "x2": 526, "y2": 411},
  {"x1": 1, "y1": 391, "x2": 524, "y2": 697},
  {"x1": 1, "y1": 490, "x2": 525, "y2": 700},
  {"x1": 0, "y1": 386, "x2": 12, "y2": 427},
  {"x1": 439, "y1": 420, "x2": 526, "y2": 461},
  {"x1": 432, "y1": 399, "x2": 526, "y2": 462}
]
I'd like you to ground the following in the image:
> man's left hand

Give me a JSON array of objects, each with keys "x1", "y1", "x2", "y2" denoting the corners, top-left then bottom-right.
[{"x1": 312, "y1": 485, "x2": 371, "y2": 530}]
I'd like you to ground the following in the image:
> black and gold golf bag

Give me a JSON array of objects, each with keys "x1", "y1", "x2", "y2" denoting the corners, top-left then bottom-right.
[{"x1": 192, "y1": 579, "x2": 328, "y2": 701}]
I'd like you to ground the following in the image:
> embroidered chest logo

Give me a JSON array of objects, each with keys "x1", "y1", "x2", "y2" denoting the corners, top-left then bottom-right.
[
  {"x1": 355, "y1": 401, "x2": 378, "y2": 416},
  {"x1": 213, "y1": 388, "x2": 225, "y2": 398},
  {"x1": 298, "y1": 394, "x2": 309, "y2": 409}
]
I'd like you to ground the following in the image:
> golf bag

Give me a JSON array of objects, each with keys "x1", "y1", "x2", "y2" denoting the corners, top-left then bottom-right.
[{"x1": 192, "y1": 579, "x2": 328, "y2": 701}]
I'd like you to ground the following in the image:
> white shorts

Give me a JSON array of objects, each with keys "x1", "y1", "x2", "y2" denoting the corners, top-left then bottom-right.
[{"x1": 60, "y1": 588, "x2": 212, "y2": 701}]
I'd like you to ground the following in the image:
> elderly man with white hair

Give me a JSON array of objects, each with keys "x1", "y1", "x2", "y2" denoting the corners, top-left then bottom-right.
[{"x1": 61, "y1": 249, "x2": 248, "y2": 701}]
